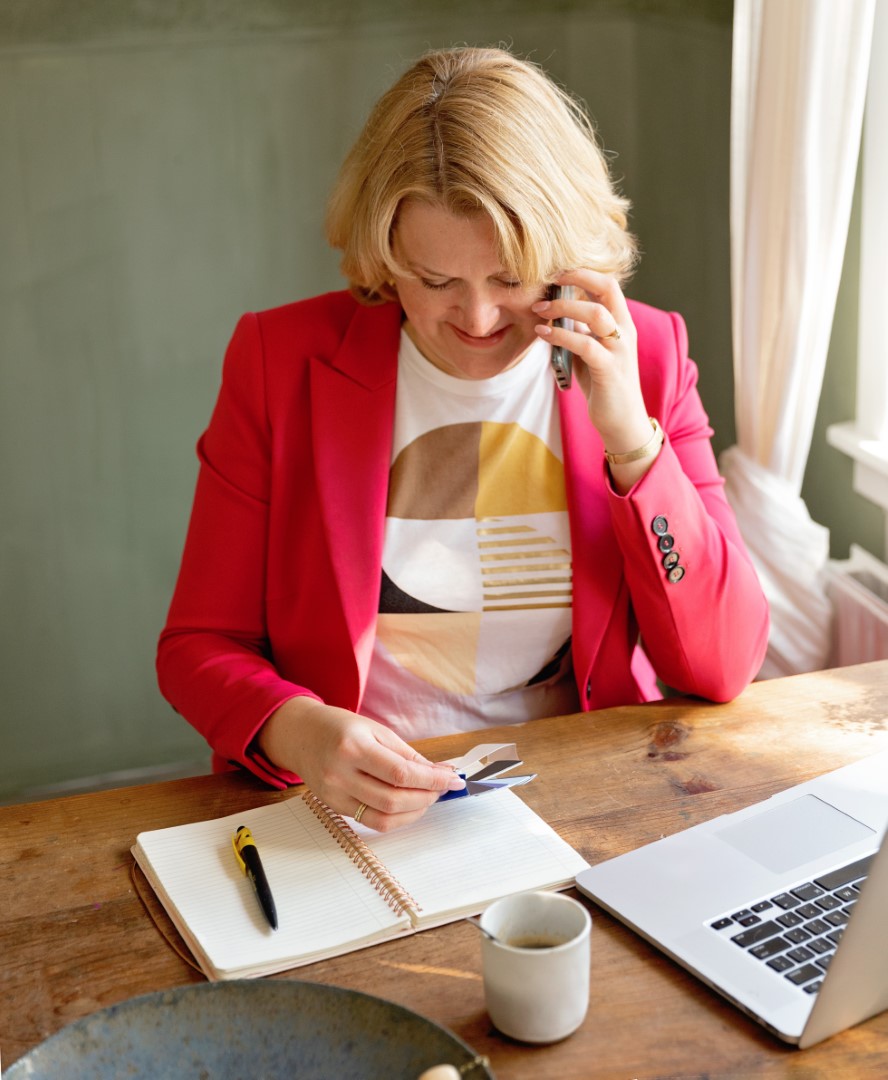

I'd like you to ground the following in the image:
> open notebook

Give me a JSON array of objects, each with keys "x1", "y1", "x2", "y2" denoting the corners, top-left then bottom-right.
[{"x1": 133, "y1": 785, "x2": 588, "y2": 980}]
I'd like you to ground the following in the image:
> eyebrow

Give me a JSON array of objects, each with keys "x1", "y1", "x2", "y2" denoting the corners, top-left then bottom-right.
[
  {"x1": 410, "y1": 263, "x2": 453, "y2": 278},
  {"x1": 410, "y1": 263, "x2": 515, "y2": 281}
]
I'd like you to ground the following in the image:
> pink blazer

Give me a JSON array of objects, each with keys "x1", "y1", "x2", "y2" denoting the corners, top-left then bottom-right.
[{"x1": 157, "y1": 291, "x2": 769, "y2": 785}]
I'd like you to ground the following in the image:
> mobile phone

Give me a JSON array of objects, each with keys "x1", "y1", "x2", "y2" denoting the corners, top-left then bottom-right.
[{"x1": 547, "y1": 285, "x2": 573, "y2": 391}]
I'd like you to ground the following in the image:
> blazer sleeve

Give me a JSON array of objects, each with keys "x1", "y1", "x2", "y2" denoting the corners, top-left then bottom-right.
[
  {"x1": 606, "y1": 309, "x2": 769, "y2": 701},
  {"x1": 156, "y1": 313, "x2": 318, "y2": 787}
]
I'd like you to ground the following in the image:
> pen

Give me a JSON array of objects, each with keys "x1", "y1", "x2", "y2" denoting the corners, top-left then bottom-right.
[{"x1": 232, "y1": 825, "x2": 278, "y2": 930}]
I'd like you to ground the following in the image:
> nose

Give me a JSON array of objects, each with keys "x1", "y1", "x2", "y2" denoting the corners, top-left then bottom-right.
[{"x1": 455, "y1": 288, "x2": 501, "y2": 337}]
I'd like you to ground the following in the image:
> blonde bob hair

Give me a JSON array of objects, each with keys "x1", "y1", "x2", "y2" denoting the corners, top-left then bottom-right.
[{"x1": 325, "y1": 46, "x2": 637, "y2": 304}]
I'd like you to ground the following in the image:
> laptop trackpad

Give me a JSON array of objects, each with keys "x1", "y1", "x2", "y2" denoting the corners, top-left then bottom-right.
[{"x1": 717, "y1": 795, "x2": 874, "y2": 874}]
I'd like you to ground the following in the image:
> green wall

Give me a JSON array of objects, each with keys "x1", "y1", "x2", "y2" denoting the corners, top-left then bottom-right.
[{"x1": 0, "y1": 1, "x2": 875, "y2": 802}]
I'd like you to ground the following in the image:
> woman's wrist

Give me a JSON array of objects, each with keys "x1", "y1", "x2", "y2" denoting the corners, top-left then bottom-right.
[
  {"x1": 605, "y1": 417, "x2": 664, "y2": 494},
  {"x1": 604, "y1": 418, "x2": 663, "y2": 465},
  {"x1": 256, "y1": 695, "x2": 322, "y2": 772}
]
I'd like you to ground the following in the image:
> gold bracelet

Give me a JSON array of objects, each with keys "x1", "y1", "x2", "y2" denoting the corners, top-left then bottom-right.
[{"x1": 604, "y1": 418, "x2": 664, "y2": 466}]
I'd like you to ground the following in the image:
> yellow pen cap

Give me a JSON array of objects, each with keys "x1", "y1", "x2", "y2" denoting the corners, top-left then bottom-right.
[{"x1": 232, "y1": 825, "x2": 255, "y2": 873}]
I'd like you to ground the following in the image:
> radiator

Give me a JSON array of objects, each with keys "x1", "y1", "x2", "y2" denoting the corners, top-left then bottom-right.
[{"x1": 824, "y1": 544, "x2": 888, "y2": 665}]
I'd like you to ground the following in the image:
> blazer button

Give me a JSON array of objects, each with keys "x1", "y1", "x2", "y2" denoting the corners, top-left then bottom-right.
[
  {"x1": 586, "y1": 680, "x2": 592, "y2": 698},
  {"x1": 658, "y1": 534, "x2": 675, "y2": 553},
  {"x1": 651, "y1": 515, "x2": 669, "y2": 536},
  {"x1": 667, "y1": 565, "x2": 686, "y2": 584},
  {"x1": 662, "y1": 550, "x2": 680, "y2": 570}
]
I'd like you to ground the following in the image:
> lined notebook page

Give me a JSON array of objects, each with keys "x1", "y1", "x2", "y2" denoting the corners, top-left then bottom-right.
[
  {"x1": 134, "y1": 796, "x2": 409, "y2": 978},
  {"x1": 357, "y1": 789, "x2": 589, "y2": 925}
]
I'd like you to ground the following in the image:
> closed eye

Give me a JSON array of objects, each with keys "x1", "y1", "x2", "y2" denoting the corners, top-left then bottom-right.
[{"x1": 419, "y1": 276, "x2": 522, "y2": 291}]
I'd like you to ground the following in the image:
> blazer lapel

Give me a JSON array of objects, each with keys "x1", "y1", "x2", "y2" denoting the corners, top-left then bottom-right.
[
  {"x1": 558, "y1": 382, "x2": 625, "y2": 674},
  {"x1": 309, "y1": 302, "x2": 401, "y2": 684}
]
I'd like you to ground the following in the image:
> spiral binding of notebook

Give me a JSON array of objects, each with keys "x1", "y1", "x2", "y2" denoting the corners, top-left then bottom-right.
[{"x1": 302, "y1": 790, "x2": 420, "y2": 920}]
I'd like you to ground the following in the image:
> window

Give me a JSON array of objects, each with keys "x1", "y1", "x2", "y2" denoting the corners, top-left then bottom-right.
[{"x1": 827, "y1": 0, "x2": 888, "y2": 555}]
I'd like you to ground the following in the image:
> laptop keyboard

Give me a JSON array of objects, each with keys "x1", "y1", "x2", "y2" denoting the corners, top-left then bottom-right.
[{"x1": 708, "y1": 853, "x2": 872, "y2": 994}]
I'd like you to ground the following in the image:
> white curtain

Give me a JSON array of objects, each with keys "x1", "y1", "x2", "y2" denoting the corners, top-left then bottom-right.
[{"x1": 721, "y1": 0, "x2": 876, "y2": 677}]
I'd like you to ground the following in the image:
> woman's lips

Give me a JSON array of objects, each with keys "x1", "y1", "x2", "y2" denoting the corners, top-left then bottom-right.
[{"x1": 450, "y1": 324, "x2": 510, "y2": 348}]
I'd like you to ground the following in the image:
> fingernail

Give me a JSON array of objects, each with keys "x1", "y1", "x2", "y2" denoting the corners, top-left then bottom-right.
[
  {"x1": 531, "y1": 301, "x2": 550, "y2": 313},
  {"x1": 448, "y1": 772, "x2": 467, "y2": 790},
  {"x1": 534, "y1": 324, "x2": 552, "y2": 337}
]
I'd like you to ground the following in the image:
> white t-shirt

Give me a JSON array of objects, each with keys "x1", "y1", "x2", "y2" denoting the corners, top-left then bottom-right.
[{"x1": 360, "y1": 331, "x2": 579, "y2": 739}]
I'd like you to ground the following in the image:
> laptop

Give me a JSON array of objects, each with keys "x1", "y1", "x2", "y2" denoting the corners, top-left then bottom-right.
[{"x1": 575, "y1": 749, "x2": 888, "y2": 1048}]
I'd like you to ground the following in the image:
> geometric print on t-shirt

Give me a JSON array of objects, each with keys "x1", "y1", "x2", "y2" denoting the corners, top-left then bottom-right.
[{"x1": 377, "y1": 419, "x2": 573, "y2": 695}]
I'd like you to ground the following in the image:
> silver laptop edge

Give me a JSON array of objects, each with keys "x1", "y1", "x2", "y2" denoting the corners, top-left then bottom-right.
[{"x1": 575, "y1": 750, "x2": 888, "y2": 1047}]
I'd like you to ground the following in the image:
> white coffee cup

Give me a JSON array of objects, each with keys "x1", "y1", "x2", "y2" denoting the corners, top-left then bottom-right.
[{"x1": 479, "y1": 890, "x2": 591, "y2": 1043}]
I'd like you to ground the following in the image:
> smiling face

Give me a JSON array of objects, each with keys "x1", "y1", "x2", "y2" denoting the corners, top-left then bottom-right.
[{"x1": 391, "y1": 201, "x2": 547, "y2": 380}]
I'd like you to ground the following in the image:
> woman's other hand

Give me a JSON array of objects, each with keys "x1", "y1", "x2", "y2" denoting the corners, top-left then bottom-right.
[{"x1": 257, "y1": 697, "x2": 466, "y2": 831}]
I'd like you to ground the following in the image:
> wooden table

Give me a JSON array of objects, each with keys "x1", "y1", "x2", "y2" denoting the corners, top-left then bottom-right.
[{"x1": 3, "y1": 661, "x2": 888, "y2": 1078}]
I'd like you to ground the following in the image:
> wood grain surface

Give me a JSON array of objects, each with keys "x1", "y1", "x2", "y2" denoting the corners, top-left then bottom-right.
[{"x1": 2, "y1": 661, "x2": 887, "y2": 1078}]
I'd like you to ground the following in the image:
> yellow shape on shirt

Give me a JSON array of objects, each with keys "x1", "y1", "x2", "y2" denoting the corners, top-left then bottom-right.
[
  {"x1": 374, "y1": 612, "x2": 481, "y2": 695},
  {"x1": 475, "y1": 422, "x2": 568, "y2": 518}
]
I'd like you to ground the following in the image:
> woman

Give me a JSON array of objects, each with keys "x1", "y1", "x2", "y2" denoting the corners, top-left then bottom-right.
[{"x1": 157, "y1": 47, "x2": 769, "y2": 831}]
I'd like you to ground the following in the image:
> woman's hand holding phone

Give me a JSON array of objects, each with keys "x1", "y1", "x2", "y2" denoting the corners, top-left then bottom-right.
[{"x1": 533, "y1": 270, "x2": 659, "y2": 492}]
